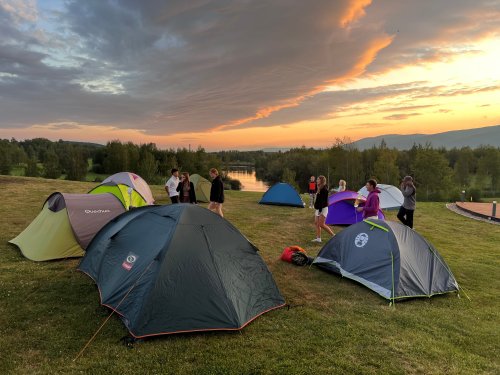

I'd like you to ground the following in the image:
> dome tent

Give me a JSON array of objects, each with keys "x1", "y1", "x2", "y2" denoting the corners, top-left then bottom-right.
[
  {"x1": 313, "y1": 219, "x2": 459, "y2": 302},
  {"x1": 78, "y1": 204, "x2": 285, "y2": 338},
  {"x1": 89, "y1": 172, "x2": 154, "y2": 209},
  {"x1": 9, "y1": 192, "x2": 125, "y2": 261},
  {"x1": 190, "y1": 174, "x2": 212, "y2": 202},
  {"x1": 358, "y1": 184, "x2": 403, "y2": 210},
  {"x1": 259, "y1": 183, "x2": 305, "y2": 208},
  {"x1": 325, "y1": 190, "x2": 384, "y2": 225}
]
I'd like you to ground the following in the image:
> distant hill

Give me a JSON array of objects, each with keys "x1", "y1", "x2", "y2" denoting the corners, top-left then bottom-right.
[
  {"x1": 62, "y1": 140, "x2": 104, "y2": 148},
  {"x1": 351, "y1": 125, "x2": 500, "y2": 150}
]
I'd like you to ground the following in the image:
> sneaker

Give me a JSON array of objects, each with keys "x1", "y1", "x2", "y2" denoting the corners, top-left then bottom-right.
[{"x1": 311, "y1": 238, "x2": 322, "y2": 243}]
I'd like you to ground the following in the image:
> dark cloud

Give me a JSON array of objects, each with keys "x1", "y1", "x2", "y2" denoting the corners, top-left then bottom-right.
[{"x1": 0, "y1": 0, "x2": 498, "y2": 136}]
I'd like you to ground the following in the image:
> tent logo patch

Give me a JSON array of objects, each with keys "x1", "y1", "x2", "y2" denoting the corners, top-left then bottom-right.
[
  {"x1": 84, "y1": 209, "x2": 111, "y2": 214},
  {"x1": 122, "y1": 253, "x2": 138, "y2": 271},
  {"x1": 354, "y1": 233, "x2": 369, "y2": 248}
]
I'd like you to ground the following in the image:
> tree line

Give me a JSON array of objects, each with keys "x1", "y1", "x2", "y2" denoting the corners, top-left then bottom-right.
[
  {"x1": 253, "y1": 140, "x2": 498, "y2": 202},
  {"x1": 0, "y1": 138, "x2": 226, "y2": 186},
  {"x1": 1, "y1": 137, "x2": 498, "y2": 201}
]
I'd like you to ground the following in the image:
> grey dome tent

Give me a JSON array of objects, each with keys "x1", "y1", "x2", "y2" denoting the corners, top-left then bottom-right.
[
  {"x1": 313, "y1": 219, "x2": 459, "y2": 302},
  {"x1": 78, "y1": 204, "x2": 285, "y2": 338}
]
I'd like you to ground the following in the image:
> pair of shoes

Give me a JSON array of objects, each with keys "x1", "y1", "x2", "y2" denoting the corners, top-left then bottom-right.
[{"x1": 311, "y1": 238, "x2": 322, "y2": 243}]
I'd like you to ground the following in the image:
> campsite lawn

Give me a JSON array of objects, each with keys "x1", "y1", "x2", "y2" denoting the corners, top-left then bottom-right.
[{"x1": 0, "y1": 175, "x2": 499, "y2": 375}]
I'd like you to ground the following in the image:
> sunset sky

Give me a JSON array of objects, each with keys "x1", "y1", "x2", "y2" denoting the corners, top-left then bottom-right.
[{"x1": 0, "y1": 0, "x2": 499, "y2": 150}]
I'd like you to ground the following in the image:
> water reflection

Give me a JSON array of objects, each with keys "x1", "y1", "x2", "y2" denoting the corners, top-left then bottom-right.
[{"x1": 225, "y1": 168, "x2": 269, "y2": 192}]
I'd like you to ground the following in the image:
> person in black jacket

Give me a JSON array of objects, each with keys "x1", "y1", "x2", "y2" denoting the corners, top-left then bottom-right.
[
  {"x1": 208, "y1": 168, "x2": 224, "y2": 217},
  {"x1": 312, "y1": 175, "x2": 334, "y2": 243},
  {"x1": 176, "y1": 172, "x2": 197, "y2": 204}
]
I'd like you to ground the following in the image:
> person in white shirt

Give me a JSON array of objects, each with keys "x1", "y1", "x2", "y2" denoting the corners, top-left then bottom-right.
[{"x1": 165, "y1": 168, "x2": 180, "y2": 204}]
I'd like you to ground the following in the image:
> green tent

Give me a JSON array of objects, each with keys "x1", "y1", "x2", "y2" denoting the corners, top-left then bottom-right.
[
  {"x1": 190, "y1": 174, "x2": 212, "y2": 202},
  {"x1": 89, "y1": 182, "x2": 147, "y2": 209},
  {"x1": 9, "y1": 192, "x2": 125, "y2": 261}
]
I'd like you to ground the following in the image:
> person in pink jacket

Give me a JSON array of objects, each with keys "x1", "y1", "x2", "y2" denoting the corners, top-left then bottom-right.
[{"x1": 356, "y1": 179, "x2": 381, "y2": 220}]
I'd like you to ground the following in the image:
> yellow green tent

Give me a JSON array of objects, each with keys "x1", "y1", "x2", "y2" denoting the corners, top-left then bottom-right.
[
  {"x1": 89, "y1": 172, "x2": 155, "y2": 209},
  {"x1": 190, "y1": 174, "x2": 212, "y2": 202},
  {"x1": 89, "y1": 183, "x2": 147, "y2": 210}
]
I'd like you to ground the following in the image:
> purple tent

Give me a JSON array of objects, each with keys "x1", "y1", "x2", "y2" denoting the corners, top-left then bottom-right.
[{"x1": 325, "y1": 190, "x2": 384, "y2": 225}]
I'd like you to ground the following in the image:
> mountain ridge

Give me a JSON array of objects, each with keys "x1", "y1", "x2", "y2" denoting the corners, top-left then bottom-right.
[{"x1": 351, "y1": 125, "x2": 500, "y2": 150}]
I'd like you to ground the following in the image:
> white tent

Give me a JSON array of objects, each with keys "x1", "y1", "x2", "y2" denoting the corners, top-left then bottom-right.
[{"x1": 358, "y1": 183, "x2": 404, "y2": 210}]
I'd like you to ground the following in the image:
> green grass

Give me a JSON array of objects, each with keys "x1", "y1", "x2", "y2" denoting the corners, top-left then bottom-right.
[{"x1": 0, "y1": 175, "x2": 499, "y2": 374}]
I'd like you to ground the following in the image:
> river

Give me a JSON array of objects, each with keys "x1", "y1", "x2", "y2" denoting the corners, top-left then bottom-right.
[{"x1": 225, "y1": 168, "x2": 269, "y2": 192}]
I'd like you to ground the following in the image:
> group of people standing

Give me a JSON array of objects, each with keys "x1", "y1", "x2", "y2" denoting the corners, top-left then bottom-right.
[
  {"x1": 308, "y1": 174, "x2": 416, "y2": 243},
  {"x1": 164, "y1": 168, "x2": 225, "y2": 217}
]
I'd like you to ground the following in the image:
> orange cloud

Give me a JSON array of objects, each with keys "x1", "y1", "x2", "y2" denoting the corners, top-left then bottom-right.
[
  {"x1": 339, "y1": 0, "x2": 372, "y2": 28},
  {"x1": 329, "y1": 36, "x2": 394, "y2": 85},
  {"x1": 211, "y1": 34, "x2": 394, "y2": 133},
  {"x1": 383, "y1": 113, "x2": 421, "y2": 121}
]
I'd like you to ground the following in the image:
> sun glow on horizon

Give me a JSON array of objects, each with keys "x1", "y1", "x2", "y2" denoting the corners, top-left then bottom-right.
[{"x1": 1, "y1": 22, "x2": 499, "y2": 150}]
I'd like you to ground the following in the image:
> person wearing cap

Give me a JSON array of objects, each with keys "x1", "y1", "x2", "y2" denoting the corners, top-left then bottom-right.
[
  {"x1": 165, "y1": 168, "x2": 180, "y2": 204},
  {"x1": 397, "y1": 175, "x2": 416, "y2": 228}
]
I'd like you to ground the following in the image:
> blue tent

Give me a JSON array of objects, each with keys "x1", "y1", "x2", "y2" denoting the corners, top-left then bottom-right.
[{"x1": 259, "y1": 183, "x2": 305, "y2": 208}]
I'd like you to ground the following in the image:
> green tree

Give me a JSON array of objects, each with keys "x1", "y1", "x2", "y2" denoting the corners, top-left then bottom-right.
[
  {"x1": 373, "y1": 148, "x2": 400, "y2": 185},
  {"x1": 0, "y1": 140, "x2": 14, "y2": 174},
  {"x1": 126, "y1": 142, "x2": 140, "y2": 172},
  {"x1": 103, "y1": 141, "x2": 128, "y2": 173},
  {"x1": 25, "y1": 157, "x2": 40, "y2": 177},
  {"x1": 282, "y1": 167, "x2": 300, "y2": 191},
  {"x1": 413, "y1": 148, "x2": 453, "y2": 200},
  {"x1": 476, "y1": 147, "x2": 500, "y2": 195},
  {"x1": 453, "y1": 147, "x2": 475, "y2": 187},
  {"x1": 66, "y1": 146, "x2": 89, "y2": 181},
  {"x1": 43, "y1": 148, "x2": 61, "y2": 179},
  {"x1": 137, "y1": 150, "x2": 158, "y2": 183}
]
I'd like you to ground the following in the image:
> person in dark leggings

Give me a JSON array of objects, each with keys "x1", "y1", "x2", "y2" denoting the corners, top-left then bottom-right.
[{"x1": 397, "y1": 175, "x2": 416, "y2": 228}]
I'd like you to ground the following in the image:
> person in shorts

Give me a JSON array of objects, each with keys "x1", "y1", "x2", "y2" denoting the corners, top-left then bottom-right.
[{"x1": 312, "y1": 175, "x2": 335, "y2": 242}]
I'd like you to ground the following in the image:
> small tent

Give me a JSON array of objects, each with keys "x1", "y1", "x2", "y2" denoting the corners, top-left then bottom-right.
[
  {"x1": 259, "y1": 183, "x2": 305, "y2": 208},
  {"x1": 358, "y1": 184, "x2": 403, "y2": 210},
  {"x1": 78, "y1": 204, "x2": 285, "y2": 338},
  {"x1": 325, "y1": 190, "x2": 384, "y2": 225},
  {"x1": 313, "y1": 219, "x2": 459, "y2": 301},
  {"x1": 89, "y1": 172, "x2": 154, "y2": 209},
  {"x1": 9, "y1": 193, "x2": 125, "y2": 261},
  {"x1": 190, "y1": 174, "x2": 212, "y2": 202}
]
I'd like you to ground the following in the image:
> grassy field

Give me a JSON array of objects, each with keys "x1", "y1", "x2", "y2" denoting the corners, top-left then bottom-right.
[{"x1": 0, "y1": 175, "x2": 499, "y2": 375}]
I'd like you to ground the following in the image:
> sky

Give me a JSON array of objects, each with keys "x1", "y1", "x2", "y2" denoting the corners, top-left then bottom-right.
[{"x1": 0, "y1": 0, "x2": 499, "y2": 150}]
